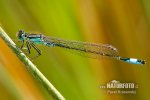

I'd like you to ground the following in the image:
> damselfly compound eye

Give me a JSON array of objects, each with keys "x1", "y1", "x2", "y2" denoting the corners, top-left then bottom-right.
[{"x1": 16, "y1": 30, "x2": 26, "y2": 40}]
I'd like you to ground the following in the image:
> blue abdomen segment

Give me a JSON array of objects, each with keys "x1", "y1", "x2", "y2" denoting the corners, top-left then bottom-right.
[
  {"x1": 43, "y1": 42, "x2": 55, "y2": 47},
  {"x1": 119, "y1": 57, "x2": 145, "y2": 64}
]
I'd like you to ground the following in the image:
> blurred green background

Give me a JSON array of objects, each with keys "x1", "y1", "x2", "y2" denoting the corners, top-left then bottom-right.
[{"x1": 0, "y1": 0, "x2": 150, "y2": 100}]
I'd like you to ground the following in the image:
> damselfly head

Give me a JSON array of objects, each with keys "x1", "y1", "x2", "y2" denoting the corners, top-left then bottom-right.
[{"x1": 16, "y1": 30, "x2": 27, "y2": 40}]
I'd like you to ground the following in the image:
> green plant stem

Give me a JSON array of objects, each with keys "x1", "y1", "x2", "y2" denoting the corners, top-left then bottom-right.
[{"x1": 0, "y1": 27, "x2": 65, "y2": 100}]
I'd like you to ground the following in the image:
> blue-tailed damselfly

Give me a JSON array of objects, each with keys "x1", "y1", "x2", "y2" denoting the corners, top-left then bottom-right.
[{"x1": 17, "y1": 30, "x2": 145, "y2": 64}]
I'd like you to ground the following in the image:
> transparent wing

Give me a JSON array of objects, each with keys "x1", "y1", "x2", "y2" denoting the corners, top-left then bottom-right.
[{"x1": 43, "y1": 36, "x2": 119, "y2": 58}]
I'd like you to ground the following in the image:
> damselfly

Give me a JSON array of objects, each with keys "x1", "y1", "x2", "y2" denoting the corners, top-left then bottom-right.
[{"x1": 16, "y1": 30, "x2": 145, "y2": 64}]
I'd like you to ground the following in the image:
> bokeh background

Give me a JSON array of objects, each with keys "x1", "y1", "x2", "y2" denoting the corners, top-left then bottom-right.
[{"x1": 0, "y1": 0, "x2": 150, "y2": 100}]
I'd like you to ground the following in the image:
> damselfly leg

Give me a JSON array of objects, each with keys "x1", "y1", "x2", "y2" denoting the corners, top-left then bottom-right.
[
  {"x1": 19, "y1": 40, "x2": 41, "y2": 60},
  {"x1": 20, "y1": 40, "x2": 24, "y2": 49},
  {"x1": 26, "y1": 41, "x2": 31, "y2": 54},
  {"x1": 19, "y1": 40, "x2": 29, "y2": 53},
  {"x1": 29, "y1": 42, "x2": 41, "y2": 60}
]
